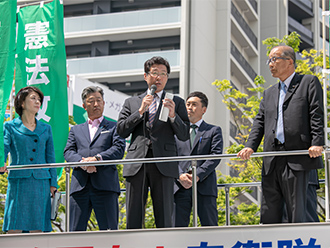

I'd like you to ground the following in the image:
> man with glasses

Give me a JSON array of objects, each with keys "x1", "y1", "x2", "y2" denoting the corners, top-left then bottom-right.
[
  {"x1": 117, "y1": 56, "x2": 189, "y2": 229},
  {"x1": 238, "y1": 45, "x2": 324, "y2": 224}
]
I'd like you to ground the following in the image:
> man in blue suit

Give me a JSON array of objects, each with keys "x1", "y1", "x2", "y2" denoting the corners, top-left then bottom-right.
[
  {"x1": 64, "y1": 86, "x2": 125, "y2": 231},
  {"x1": 174, "y1": 91, "x2": 223, "y2": 226}
]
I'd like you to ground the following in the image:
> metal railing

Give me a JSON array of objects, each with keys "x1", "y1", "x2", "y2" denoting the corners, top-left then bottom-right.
[
  {"x1": 5, "y1": 149, "x2": 329, "y2": 231},
  {"x1": 217, "y1": 179, "x2": 325, "y2": 226}
]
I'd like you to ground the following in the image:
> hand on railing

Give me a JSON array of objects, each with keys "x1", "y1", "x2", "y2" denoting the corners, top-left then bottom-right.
[
  {"x1": 308, "y1": 146, "x2": 324, "y2": 158},
  {"x1": 237, "y1": 147, "x2": 254, "y2": 160}
]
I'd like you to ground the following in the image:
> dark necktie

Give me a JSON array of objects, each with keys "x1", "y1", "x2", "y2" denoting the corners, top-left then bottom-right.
[
  {"x1": 276, "y1": 82, "x2": 287, "y2": 143},
  {"x1": 149, "y1": 94, "x2": 157, "y2": 126},
  {"x1": 190, "y1": 124, "x2": 197, "y2": 147}
]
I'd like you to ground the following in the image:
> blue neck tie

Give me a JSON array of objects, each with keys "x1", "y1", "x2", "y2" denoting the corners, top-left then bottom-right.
[
  {"x1": 276, "y1": 82, "x2": 287, "y2": 143},
  {"x1": 190, "y1": 124, "x2": 197, "y2": 147}
]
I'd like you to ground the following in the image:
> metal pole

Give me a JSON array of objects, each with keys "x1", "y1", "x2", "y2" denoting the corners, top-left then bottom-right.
[
  {"x1": 326, "y1": 155, "x2": 330, "y2": 221},
  {"x1": 322, "y1": 0, "x2": 330, "y2": 222},
  {"x1": 65, "y1": 166, "x2": 71, "y2": 232},
  {"x1": 191, "y1": 160, "x2": 198, "y2": 227},
  {"x1": 225, "y1": 186, "x2": 230, "y2": 226},
  {"x1": 5, "y1": 150, "x2": 313, "y2": 171}
]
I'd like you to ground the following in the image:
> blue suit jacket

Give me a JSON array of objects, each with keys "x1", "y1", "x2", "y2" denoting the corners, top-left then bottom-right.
[
  {"x1": 174, "y1": 121, "x2": 223, "y2": 197},
  {"x1": 64, "y1": 118, "x2": 125, "y2": 194},
  {"x1": 3, "y1": 117, "x2": 57, "y2": 188}
]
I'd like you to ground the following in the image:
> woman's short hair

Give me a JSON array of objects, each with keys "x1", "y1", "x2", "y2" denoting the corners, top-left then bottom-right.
[{"x1": 14, "y1": 86, "x2": 44, "y2": 117}]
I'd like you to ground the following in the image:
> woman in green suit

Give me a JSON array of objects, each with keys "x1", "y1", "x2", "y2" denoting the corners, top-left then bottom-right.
[{"x1": 1, "y1": 86, "x2": 58, "y2": 233}]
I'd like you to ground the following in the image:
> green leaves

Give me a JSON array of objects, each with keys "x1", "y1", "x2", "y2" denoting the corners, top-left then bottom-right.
[{"x1": 262, "y1": 31, "x2": 301, "y2": 55}]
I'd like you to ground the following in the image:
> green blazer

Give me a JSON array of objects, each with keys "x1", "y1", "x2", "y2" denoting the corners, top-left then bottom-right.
[{"x1": 4, "y1": 117, "x2": 57, "y2": 188}]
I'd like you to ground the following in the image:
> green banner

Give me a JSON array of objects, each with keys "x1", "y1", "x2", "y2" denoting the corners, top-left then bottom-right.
[
  {"x1": 15, "y1": 0, "x2": 68, "y2": 177},
  {"x1": 0, "y1": 0, "x2": 17, "y2": 167}
]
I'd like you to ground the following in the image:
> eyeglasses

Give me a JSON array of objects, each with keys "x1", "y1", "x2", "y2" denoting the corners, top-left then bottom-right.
[
  {"x1": 266, "y1": 57, "x2": 290, "y2": 65},
  {"x1": 148, "y1": 71, "x2": 168, "y2": 78},
  {"x1": 86, "y1": 99, "x2": 103, "y2": 104}
]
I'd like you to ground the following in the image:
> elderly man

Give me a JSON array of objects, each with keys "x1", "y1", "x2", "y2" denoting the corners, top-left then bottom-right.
[{"x1": 238, "y1": 45, "x2": 324, "y2": 224}]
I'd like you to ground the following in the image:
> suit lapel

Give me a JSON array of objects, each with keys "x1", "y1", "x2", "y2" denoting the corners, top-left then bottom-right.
[
  {"x1": 138, "y1": 91, "x2": 150, "y2": 129},
  {"x1": 139, "y1": 92, "x2": 147, "y2": 102},
  {"x1": 13, "y1": 117, "x2": 47, "y2": 136},
  {"x1": 284, "y1": 74, "x2": 300, "y2": 103},
  {"x1": 191, "y1": 121, "x2": 206, "y2": 152},
  {"x1": 273, "y1": 74, "x2": 300, "y2": 119},
  {"x1": 156, "y1": 91, "x2": 165, "y2": 119},
  {"x1": 151, "y1": 91, "x2": 165, "y2": 128},
  {"x1": 82, "y1": 122, "x2": 91, "y2": 143},
  {"x1": 273, "y1": 82, "x2": 280, "y2": 109},
  {"x1": 91, "y1": 118, "x2": 107, "y2": 144}
]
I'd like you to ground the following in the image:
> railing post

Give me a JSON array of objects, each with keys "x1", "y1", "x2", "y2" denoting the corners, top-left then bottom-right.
[
  {"x1": 3, "y1": 149, "x2": 317, "y2": 229},
  {"x1": 65, "y1": 166, "x2": 71, "y2": 232},
  {"x1": 191, "y1": 160, "x2": 198, "y2": 227},
  {"x1": 225, "y1": 186, "x2": 230, "y2": 226},
  {"x1": 322, "y1": 0, "x2": 329, "y2": 222},
  {"x1": 325, "y1": 152, "x2": 330, "y2": 221}
]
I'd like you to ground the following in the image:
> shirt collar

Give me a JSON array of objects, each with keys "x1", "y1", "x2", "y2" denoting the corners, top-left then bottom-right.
[
  {"x1": 190, "y1": 119, "x2": 203, "y2": 128},
  {"x1": 147, "y1": 89, "x2": 163, "y2": 99},
  {"x1": 88, "y1": 116, "x2": 104, "y2": 125},
  {"x1": 282, "y1": 72, "x2": 295, "y2": 89}
]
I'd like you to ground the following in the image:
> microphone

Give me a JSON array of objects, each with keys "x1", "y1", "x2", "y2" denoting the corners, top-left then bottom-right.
[
  {"x1": 145, "y1": 84, "x2": 157, "y2": 112},
  {"x1": 150, "y1": 84, "x2": 157, "y2": 96}
]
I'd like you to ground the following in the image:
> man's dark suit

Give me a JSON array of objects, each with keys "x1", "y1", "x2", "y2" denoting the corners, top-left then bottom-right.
[
  {"x1": 64, "y1": 118, "x2": 125, "y2": 231},
  {"x1": 117, "y1": 91, "x2": 189, "y2": 228},
  {"x1": 174, "y1": 121, "x2": 223, "y2": 226},
  {"x1": 246, "y1": 73, "x2": 324, "y2": 223},
  {"x1": 306, "y1": 170, "x2": 320, "y2": 222},
  {"x1": 283, "y1": 170, "x2": 320, "y2": 223}
]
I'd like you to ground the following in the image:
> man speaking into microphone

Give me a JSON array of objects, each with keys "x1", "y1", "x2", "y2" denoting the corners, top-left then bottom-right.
[{"x1": 117, "y1": 56, "x2": 189, "y2": 229}]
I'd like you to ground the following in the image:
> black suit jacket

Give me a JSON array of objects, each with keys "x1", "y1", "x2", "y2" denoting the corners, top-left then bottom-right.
[
  {"x1": 117, "y1": 91, "x2": 189, "y2": 178},
  {"x1": 246, "y1": 74, "x2": 324, "y2": 175},
  {"x1": 64, "y1": 118, "x2": 126, "y2": 194},
  {"x1": 174, "y1": 121, "x2": 223, "y2": 197}
]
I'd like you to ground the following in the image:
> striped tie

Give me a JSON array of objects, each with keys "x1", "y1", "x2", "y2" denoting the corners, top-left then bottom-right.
[{"x1": 149, "y1": 95, "x2": 157, "y2": 126}]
